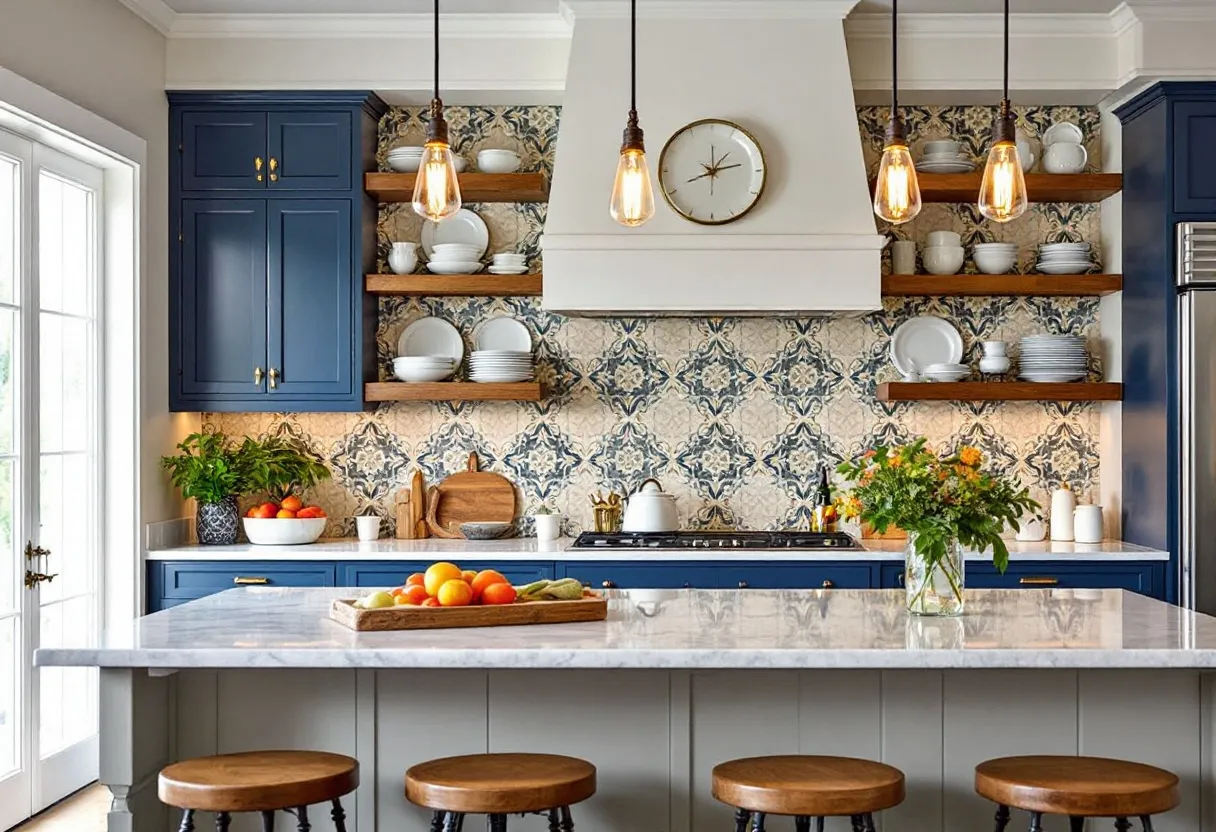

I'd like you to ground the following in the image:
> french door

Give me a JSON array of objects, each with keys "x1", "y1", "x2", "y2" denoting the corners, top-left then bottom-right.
[{"x1": 0, "y1": 127, "x2": 103, "y2": 829}]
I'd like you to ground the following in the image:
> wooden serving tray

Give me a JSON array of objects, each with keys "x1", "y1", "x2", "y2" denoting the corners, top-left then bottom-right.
[{"x1": 329, "y1": 597, "x2": 608, "y2": 631}]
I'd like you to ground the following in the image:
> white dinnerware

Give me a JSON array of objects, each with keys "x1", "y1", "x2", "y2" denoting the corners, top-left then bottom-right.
[
  {"x1": 982, "y1": 340, "x2": 1009, "y2": 357},
  {"x1": 927, "y1": 230, "x2": 962, "y2": 248},
  {"x1": 1018, "y1": 334, "x2": 1088, "y2": 382},
  {"x1": 890, "y1": 316, "x2": 964, "y2": 377},
  {"x1": 421, "y1": 208, "x2": 489, "y2": 258},
  {"x1": 979, "y1": 355, "x2": 1011, "y2": 375},
  {"x1": 474, "y1": 316, "x2": 532, "y2": 352},
  {"x1": 397, "y1": 317, "x2": 464, "y2": 364},
  {"x1": 1043, "y1": 142, "x2": 1088, "y2": 174},
  {"x1": 426, "y1": 261, "x2": 484, "y2": 275},
  {"x1": 392, "y1": 357, "x2": 456, "y2": 383},
  {"x1": 923, "y1": 246, "x2": 965, "y2": 275},
  {"x1": 922, "y1": 362, "x2": 970, "y2": 382},
  {"x1": 1043, "y1": 122, "x2": 1084, "y2": 147},
  {"x1": 477, "y1": 149, "x2": 522, "y2": 174},
  {"x1": 243, "y1": 517, "x2": 327, "y2": 546},
  {"x1": 1036, "y1": 261, "x2": 1092, "y2": 275},
  {"x1": 533, "y1": 513, "x2": 561, "y2": 541},
  {"x1": 916, "y1": 140, "x2": 975, "y2": 173},
  {"x1": 489, "y1": 252, "x2": 528, "y2": 275},
  {"x1": 1036, "y1": 242, "x2": 1093, "y2": 274},
  {"x1": 973, "y1": 245, "x2": 1017, "y2": 274},
  {"x1": 388, "y1": 242, "x2": 418, "y2": 275},
  {"x1": 923, "y1": 140, "x2": 960, "y2": 155},
  {"x1": 1016, "y1": 132, "x2": 1035, "y2": 171}
]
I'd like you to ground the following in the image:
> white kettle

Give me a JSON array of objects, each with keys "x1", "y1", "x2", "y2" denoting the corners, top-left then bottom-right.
[{"x1": 622, "y1": 478, "x2": 679, "y2": 533}]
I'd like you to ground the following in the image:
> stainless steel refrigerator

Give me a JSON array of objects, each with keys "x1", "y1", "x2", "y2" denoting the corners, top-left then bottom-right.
[{"x1": 1178, "y1": 221, "x2": 1216, "y2": 612}]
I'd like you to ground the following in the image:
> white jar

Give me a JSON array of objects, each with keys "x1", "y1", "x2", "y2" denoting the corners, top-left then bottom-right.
[
  {"x1": 388, "y1": 242, "x2": 418, "y2": 275},
  {"x1": 1074, "y1": 505, "x2": 1103, "y2": 544},
  {"x1": 979, "y1": 355, "x2": 1011, "y2": 375},
  {"x1": 982, "y1": 340, "x2": 1009, "y2": 357},
  {"x1": 1050, "y1": 485, "x2": 1076, "y2": 541}
]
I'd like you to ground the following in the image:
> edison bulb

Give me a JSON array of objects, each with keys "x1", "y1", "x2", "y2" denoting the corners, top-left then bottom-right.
[
  {"x1": 412, "y1": 142, "x2": 462, "y2": 222},
  {"x1": 978, "y1": 140, "x2": 1028, "y2": 223},
  {"x1": 873, "y1": 142, "x2": 922, "y2": 224},
  {"x1": 609, "y1": 147, "x2": 655, "y2": 227}
]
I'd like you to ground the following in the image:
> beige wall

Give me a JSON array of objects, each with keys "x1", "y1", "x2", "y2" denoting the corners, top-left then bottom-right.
[{"x1": 0, "y1": 0, "x2": 192, "y2": 527}]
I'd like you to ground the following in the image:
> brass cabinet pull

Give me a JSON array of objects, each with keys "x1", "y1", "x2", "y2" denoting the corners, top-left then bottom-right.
[
  {"x1": 1019, "y1": 576, "x2": 1059, "y2": 587},
  {"x1": 737, "y1": 580, "x2": 749, "y2": 589},
  {"x1": 234, "y1": 576, "x2": 269, "y2": 586},
  {"x1": 255, "y1": 156, "x2": 264, "y2": 182},
  {"x1": 254, "y1": 366, "x2": 264, "y2": 386},
  {"x1": 601, "y1": 580, "x2": 617, "y2": 589},
  {"x1": 269, "y1": 157, "x2": 279, "y2": 182},
  {"x1": 268, "y1": 368, "x2": 279, "y2": 389},
  {"x1": 897, "y1": 572, "x2": 905, "y2": 587},
  {"x1": 23, "y1": 542, "x2": 56, "y2": 589},
  {"x1": 821, "y1": 579, "x2": 835, "y2": 589}
]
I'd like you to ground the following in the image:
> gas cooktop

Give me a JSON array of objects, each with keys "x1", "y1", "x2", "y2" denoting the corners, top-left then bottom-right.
[{"x1": 570, "y1": 531, "x2": 862, "y2": 550}]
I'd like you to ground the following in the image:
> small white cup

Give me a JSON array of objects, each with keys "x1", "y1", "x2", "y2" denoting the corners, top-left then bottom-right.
[
  {"x1": 891, "y1": 240, "x2": 917, "y2": 275},
  {"x1": 388, "y1": 242, "x2": 418, "y2": 275},
  {"x1": 533, "y1": 514, "x2": 561, "y2": 541},
  {"x1": 982, "y1": 340, "x2": 1009, "y2": 357},
  {"x1": 1074, "y1": 505, "x2": 1103, "y2": 544},
  {"x1": 356, "y1": 515, "x2": 381, "y2": 542}
]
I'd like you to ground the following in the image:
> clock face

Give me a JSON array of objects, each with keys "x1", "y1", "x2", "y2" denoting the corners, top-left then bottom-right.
[{"x1": 658, "y1": 119, "x2": 767, "y2": 225}]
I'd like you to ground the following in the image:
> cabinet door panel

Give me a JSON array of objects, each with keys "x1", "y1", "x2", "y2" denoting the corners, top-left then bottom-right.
[
  {"x1": 181, "y1": 111, "x2": 267, "y2": 191},
  {"x1": 720, "y1": 564, "x2": 874, "y2": 590},
  {"x1": 881, "y1": 562, "x2": 1162, "y2": 598},
  {"x1": 1174, "y1": 102, "x2": 1216, "y2": 214},
  {"x1": 178, "y1": 200, "x2": 268, "y2": 397},
  {"x1": 340, "y1": 562, "x2": 555, "y2": 587},
  {"x1": 269, "y1": 112, "x2": 353, "y2": 191},
  {"x1": 558, "y1": 563, "x2": 719, "y2": 589},
  {"x1": 267, "y1": 200, "x2": 354, "y2": 397}
]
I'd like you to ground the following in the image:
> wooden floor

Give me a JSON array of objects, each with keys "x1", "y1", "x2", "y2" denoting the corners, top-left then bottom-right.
[{"x1": 9, "y1": 784, "x2": 107, "y2": 832}]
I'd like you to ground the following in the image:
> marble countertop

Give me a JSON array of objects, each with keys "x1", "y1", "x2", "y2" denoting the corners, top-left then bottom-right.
[
  {"x1": 145, "y1": 537, "x2": 1170, "y2": 562},
  {"x1": 36, "y1": 587, "x2": 1216, "y2": 670}
]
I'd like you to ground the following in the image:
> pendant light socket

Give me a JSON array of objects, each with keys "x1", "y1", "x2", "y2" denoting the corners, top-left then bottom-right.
[
  {"x1": 884, "y1": 115, "x2": 908, "y2": 148},
  {"x1": 425, "y1": 98, "x2": 450, "y2": 146},
  {"x1": 990, "y1": 99, "x2": 1016, "y2": 146},
  {"x1": 621, "y1": 109, "x2": 645, "y2": 154}
]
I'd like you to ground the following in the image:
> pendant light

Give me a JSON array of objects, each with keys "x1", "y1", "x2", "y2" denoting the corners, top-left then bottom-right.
[
  {"x1": 608, "y1": 0, "x2": 655, "y2": 227},
  {"x1": 872, "y1": 0, "x2": 921, "y2": 225},
  {"x1": 412, "y1": 0, "x2": 462, "y2": 222},
  {"x1": 977, "y1": 0, "x2": 1028, "y2": 223}
]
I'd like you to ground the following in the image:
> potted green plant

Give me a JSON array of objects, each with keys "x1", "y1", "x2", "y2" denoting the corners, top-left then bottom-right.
[
  {"x1": 161, "y1": 431, "x2": 244, "y2": 545},
  {"x1": 837, "y1": 438, "x2": 1039, "y2": 616},
  {"x1": 237, "y1": 435, "x2": 331, "y2": 504}
]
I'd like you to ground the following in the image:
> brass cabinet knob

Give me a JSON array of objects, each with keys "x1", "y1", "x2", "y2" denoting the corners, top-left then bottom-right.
[
  {"x1": 269, "y1": 157, "x2": 279, "y2": 181},
  {"x1": 234, "y1": 576, "x2": 270, "y2": 586},
  {"x1": 897, "y1": 572, "x2": 905, "y2": 587},
  {"x1": 737, "y1": 580, "x2": 749, "y2": 589},
  {"x1": 255, "y1": 156, "x2": 264, "y2": 182},
  {"x1": 821, "y1": 579, "x2": 835, "y2": 589},
  {"x1": 1019, "y1": 576, "x2": 1059, "y2": 587},
  {"x1": 254, "y1": 366, "x2": 264, "y2": 386},
  {"x1": 601, "y1": 580, "x2": 617, "y2": 589},
  {"x1": 268, "y1": 368, "x2": 279, "y2": 389}
]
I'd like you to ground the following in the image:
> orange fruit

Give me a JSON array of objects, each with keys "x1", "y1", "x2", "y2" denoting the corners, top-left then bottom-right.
[
  {"x1": 404, "y1": 585, "x2": 429, "y2": 605},
  {"x1": 437, "y1": 579, "x2": 474, "y2": 607},
  {"x1": 406, "y1": 573, "x2": 425, "y2": 588},
  {"x1": 421, "y1": 597, "x2": 441, "y2": 607},
  {"x1": 480, "y1": 582, "x2": 517, "y2": 606},
  {"x1": 296, "y1": 506, "x2": 322, "y2": 519},
  {"x1": 390, "y1": 587, "x2": 406, "y2": 597},
  {"x1": 470, "y1": 569, "x2": 508, "y2": 601},
  {"x1": 394, "y1": 593, "x2": 417, "y2": 606},
  {"x1": 276, "y1": 509, "x2": 297, "y2": 519},
  {"x1": 424, "y1": 562, "x2": 463, "y2": 596},
  {"x1": 246, "y1": 507, "x2": 258, "y2": 518},
  {"x1": 253, "y1": 503, "x2": 278, "y2": 519},
  {"x1": 280, "y1": 495, "x2": 304, "y2": 512},
  {"x1": 461, "y1": 569, "x2": 477, "y2": 583}
]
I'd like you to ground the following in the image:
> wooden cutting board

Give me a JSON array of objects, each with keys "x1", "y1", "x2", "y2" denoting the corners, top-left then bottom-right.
[
  {"x1": 329, "y1": 596, "x2": 608, "y2": 631},
  {"x1": 426, "y1": 453, "x2": 515, "y2": 539},
  {"x1": 394, "y1": 471, "x2": 429, "y2": 539}
]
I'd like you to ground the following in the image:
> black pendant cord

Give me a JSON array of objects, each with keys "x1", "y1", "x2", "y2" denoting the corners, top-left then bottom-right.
[
  {"x1": 890, "y1": 0, "x2": 898, "y2": 116},
  {"x1": 433, "y1": 0, "x2": 440, "y2": 102},
  {"x1": 630, "y1": 0, "x2": 637, "y2": 116},
  {"x1": 1003, "y1": 0, "x2": 1010, "y2": 103}
]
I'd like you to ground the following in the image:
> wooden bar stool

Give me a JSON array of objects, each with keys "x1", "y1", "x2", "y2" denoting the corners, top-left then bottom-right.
[
  {"x1": 158, "y1": 750, "x2": 359, "y2": 831},
  {"x1": 712, "y1": 755, "x2": 906, "y2": 832},
  {"x1": 975, "y1": 755, "x2": 1181, "y2": 832},
  {"x1": 406, "y1": 753, "x2": 596, "y2": 832}
]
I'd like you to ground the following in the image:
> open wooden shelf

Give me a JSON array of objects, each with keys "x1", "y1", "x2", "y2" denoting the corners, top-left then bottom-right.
[
  {"x1": 877, "y1": 381, "x2": 1122, "y2": 403},
  {"x1": 882, "y1": 274, "x2": 1122, "y2": 297},
  {"x1": 365, "y1": 382, "x2": 542, "y2": 403},
  {"x1": 366, "y1": 274, "x2": 543, "y2": 297},
  {"x1": 365, "y1": 172, "x2": 549, "y2": 203},
  {"x1": 871, "y1": 173, "x2": 1122, "y2": 204}
]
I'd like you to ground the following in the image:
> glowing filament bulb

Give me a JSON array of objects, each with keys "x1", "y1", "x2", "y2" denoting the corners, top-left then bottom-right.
[{"x1": 873, "y1": 142, "x2": 922, "y2": 224}]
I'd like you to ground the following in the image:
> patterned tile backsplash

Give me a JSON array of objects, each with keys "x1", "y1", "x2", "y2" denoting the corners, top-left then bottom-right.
[{"x1": 205, "y1": 104, "x2": 1105, "y2": 538}]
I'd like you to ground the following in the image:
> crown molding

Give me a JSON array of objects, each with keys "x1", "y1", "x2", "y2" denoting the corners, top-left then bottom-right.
[
  {"x1": 559, "y1": 0, "x2": 859, "y2": 20},
  {"x1": 846, "y1": 12, "x2": 1117, "y2": 38},
  {"x1": 170, "y1": 12, "x2": 572, "y2": 39},
  {"x1": 1119, "y1": 1, "x2": 1216, "y2": 22},
  {"x1": 115, "y1": 0, "x2": 177, "y2": 35}
]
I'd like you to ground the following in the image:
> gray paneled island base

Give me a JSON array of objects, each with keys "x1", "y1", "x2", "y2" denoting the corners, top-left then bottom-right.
[{"x1": 37, "y1": 588, "x2": 1216, "y2": 832}]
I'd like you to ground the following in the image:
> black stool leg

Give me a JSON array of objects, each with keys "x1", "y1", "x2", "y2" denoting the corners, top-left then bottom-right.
[
  {"x1": 178, "y1": 810, "x2": 195, "y2": 832},
  {"x1": 1140, "y1": 817, "x2": 1154, "y2": 832},
  {"x1": 488, "y1": 815, "x2": 508, "y2": 832},
  {"x1": 850, "y1": 816, "x2": 865, "y2": 832},
  {"x1": 442, "y1": 812, "x2": 463, "y2": 832},
  {"x1": 295, "y1": 806, "x2": 310, "y2": 832},
  {"x1": 1115, "y1": 820, "x2": 1132, "y2": 832},
  {"x1": 1029, "y1": 812, "x2": 1044, "y2": 832},
  {"x1": 559, "y1": 806, "x2": 575, "y2": 832},
  {"x1": 431, "y1": 812, "x2": 446, "y2": 832},
  {"x1": 749, "y1": 812, "x2": 766, "y2": 832},
  {"x1": 1070, "y1": 818, "x2": 1085, "y2": 832},
  {"x1": 794, "y1": 818, "x2": 809, "y2": 832},
  {"x1": 261, "y1": 810, "x2": 275, "y2": 831},
  {"x1": 733, "y1": 808, "x2": 751, "y2": 832},
  {"x1": 861, "y1": 815, "x2": 876, "y2": 832},
  {"x1": 994, "y1": 805, "x2": 1011, "y2": 832},
  {"x1": 215, "y1": 813, "x2": 231, "y2": 832},
  {"x1": 330, "y1": 799, "x2": 348, "y2": 832}
]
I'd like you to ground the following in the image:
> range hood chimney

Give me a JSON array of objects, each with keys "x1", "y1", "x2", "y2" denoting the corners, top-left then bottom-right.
[{"x1": 542, "y1": 0, "x2": 884, "y2": 316}]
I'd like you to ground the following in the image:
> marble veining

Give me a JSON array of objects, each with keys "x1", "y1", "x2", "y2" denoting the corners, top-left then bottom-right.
[{"x1": 37, "y1": 588, "x2": 1216, "y2": 670}]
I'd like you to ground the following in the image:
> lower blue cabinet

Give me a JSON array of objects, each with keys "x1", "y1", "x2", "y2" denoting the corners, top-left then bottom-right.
[
  {"x1": 556, "y1": 562, "x2": 876, "y2": 590},
  {"x1": 878, "y1": 561, "x2": 1165, "y2": 598},
  {"x1": 149, "y1": 561, "x2": 336, "y2": 611},
  {"x1": 339, "y1": 561, "x2": 554, "y2": 588}
]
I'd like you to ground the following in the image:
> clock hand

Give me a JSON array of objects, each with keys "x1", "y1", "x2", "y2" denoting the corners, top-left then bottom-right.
[
  {"x1": 716, "y1": 163, "x2": 742, "y2": 172},
  {"x1": 687, "y1": 171, "x2": 714, "y2": 183},
  {"x1": 718, "y1": 151, "x2": 732, "y2": 165}
]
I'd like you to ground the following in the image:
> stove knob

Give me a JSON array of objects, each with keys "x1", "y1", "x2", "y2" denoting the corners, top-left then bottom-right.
[
  {"x1": 602, "y1": 580, "x2": 617, "y2": 589},
  {"x1": 822, "y1": 580, "x2": 835, "y2": 589},
  {"x1": 738, "y1": 580, "x2": 750, "y2": 589},
  {"x1": 716, "y1": 539, "x2": 727, "y2": 548}
]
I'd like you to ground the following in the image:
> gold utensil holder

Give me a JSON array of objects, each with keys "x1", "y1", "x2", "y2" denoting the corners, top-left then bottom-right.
[{"x1": 594, "y1": 505, "x2": 622, "y2": 533}]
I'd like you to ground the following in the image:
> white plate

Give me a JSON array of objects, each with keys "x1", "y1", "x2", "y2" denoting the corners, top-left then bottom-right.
[
  {"x1": 474, "y1": 316, "x2": 532, "y2": 352},
  {"x1": 421, "y1": 208, "x2": 489, "y2": 259},
  {"x1": 1020, "y1": 373, "x2": 1086, "y2": 382},
  {"x1": 916, "y1": 162, "x2": 977, "y2": 173},
  {"x1": 1043, "y1": 122, "x2": 1084, "y2": 147},
  {"x1": 427, "y1": 262, "x2": 484, "y2": 275},
  {"x1": 488, "y1": 267, "x2": 528, "y2": 275},
  {"x1": 397, "y1": 317, "x2": 464, "y2": 364},
  {"x1": 890, "y1": 316, "x2": 964, "y2": 376},
  {"x1": 1037, "y1": 262, "x2": 1093, "y2": 274}
]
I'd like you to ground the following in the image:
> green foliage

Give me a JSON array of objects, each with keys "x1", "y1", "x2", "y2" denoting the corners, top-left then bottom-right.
[
  {"x1": 236, "y1": 435, "x2": 331, "y2": 503},
  {"x1": 837, "y1": 437, "x2": 1040, "y2": 574},
  {"x1": 160, "y1": 431, "x2": 243, "y2": 504}
]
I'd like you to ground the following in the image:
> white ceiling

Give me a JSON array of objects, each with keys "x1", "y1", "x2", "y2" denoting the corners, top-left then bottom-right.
[{"x1": 159, "y1": 0, "x2": 1127, "y2": 13}]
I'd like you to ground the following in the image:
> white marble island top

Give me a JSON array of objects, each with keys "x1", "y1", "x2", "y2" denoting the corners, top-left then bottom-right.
[{"x1": 36, "y1": 587, "x2": 1216, "y2": 670}]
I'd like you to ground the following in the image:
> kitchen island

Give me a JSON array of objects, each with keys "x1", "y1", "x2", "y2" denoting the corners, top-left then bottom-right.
[{"x1": 40, "y1": 588, "x2": 1216, "y2": 832}]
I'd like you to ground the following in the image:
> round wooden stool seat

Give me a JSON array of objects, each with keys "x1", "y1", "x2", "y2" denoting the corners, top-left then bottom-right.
[
  {"x1": 158, "y1": 751, "x2": 359, "y2": 813},
  {"x1": 712, "y1": 756, "x2": 906, "y2": 817},
  {"x1": 975, "y1": 756, "x2": 1181, "y2": 818},
  {"x1": 405, "y1": 753, "x2": 597, "y2": 815}
]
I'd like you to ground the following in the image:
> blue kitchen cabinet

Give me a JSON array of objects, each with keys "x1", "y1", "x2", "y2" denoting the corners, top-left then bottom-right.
[
  {"x1": 878, "y1": 562, "x2": 1165, "y2": 598},
  {"x1": 148, "y1": 561, "x2": 337, "y2": 611},
  {"x1": 1173, "y1": 100, "x2": 1216, "y2": 214},
  {"x1": 169, "y1": 91, "x2": 385, "y2": 412},
  {"x1": 560, "y1": 563, "x2": 718, "y2": 589},
  {"x1": 721, "y1": 564, "x2": 874, "y2": 590},
  {"x1": 339, "y1": 562, "x2": 555, "y2": 589},
  {"x1": 179, "y1": 111, "x2": 268, "y2": 191},
  {"x1": 557, "y1": 562, "x2": 874, "y2": 589}
]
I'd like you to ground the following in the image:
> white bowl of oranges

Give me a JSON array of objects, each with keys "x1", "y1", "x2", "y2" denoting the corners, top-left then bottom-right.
[{"x1": 242, "y1": 496, "x2": 328, "y2": 545}]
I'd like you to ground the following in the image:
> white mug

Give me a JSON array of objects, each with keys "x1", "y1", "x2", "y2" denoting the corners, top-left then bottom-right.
[
  {"x1": 533, "y1": 514, "x2": 561, "y2": 541},
  {"x1": 355, "y1": 515, "x2": 382, "y2": 542},
  {"x1": 1043, "y1": 142, "x2": 1087, "y2": 175},
  {"x1": 1074, "y1": 505, "x2": 1104, "y2": 544},
  {"x1": 388, "y1": 242, "x2": 418, "y2": 275},
  {"x1": 891, "y1": 240, "x2": 917, "y2": 275}
]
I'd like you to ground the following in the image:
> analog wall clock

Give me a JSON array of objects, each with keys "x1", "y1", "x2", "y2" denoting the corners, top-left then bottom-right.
[{"x1": 658, "y1": 119, "x2": 767, "y2": 225}]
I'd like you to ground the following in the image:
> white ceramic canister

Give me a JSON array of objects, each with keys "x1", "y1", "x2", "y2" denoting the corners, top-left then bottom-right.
[
  {"x1": 1050, "y1": 484, "x2": 1076, "y2": 541},
  {"x1": 891, "y1": 240, "x2": 917, "y2": 274},
  {"x1": 1074, "y1": 505, "x2": 1103, "y2": 544}
]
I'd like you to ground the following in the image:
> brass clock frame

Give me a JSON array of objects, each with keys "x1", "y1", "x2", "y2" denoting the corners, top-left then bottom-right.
[{"x1": 658, "y1": 118, "x2": 768, "y2": 226}]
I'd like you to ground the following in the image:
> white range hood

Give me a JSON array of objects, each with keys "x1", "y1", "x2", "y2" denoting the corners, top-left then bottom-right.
[{"x1": 542, "y1": 0, "x2": 885, "y2": 316}]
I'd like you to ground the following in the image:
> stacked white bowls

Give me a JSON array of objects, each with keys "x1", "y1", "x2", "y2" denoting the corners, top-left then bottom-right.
[
  {"x1": 489, "y1": 253, "x2": 527, "y2": 275},
  {"x1": 1037, "y1": 242, "x2": 1093, "y2": 274},
  {"x1": 1042, "y1": 122, "x2": 1087, "y2": 174},
  {"x1": 922, "y1": 362, "x2": 970, "y2": 382},
  {"x1": 387, "y1": 146, "x2": 466, "y2": 173},
  {"x1": 923, "y1": 230, "x2": 965, "y2": 275},
  {"x1": 972, "y1": 242, "x2": 1019, "y2": 274},
  {"x1": 392, "y1": 356, "x2": 457, "y2": 382},
  {"x1": 477, "y1": 149, "x2": 522, "y2": 174},
  {"x1": 917, "y1": 140, "x2": 976, "y2": 173},
  {"x1": 427, "y1": 243, "x2": 484, "y2": 275}
]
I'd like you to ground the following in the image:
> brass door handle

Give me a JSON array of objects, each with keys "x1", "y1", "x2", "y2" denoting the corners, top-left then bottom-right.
[
  {"x1": 268, "y1": 368, "x2": 279, "y2": 389},
  {"x1": 1019, "y1": 576, "x2": 1059, "y2": 587},
  {"x1": 23, "y1": 542, "x2": 56, "y2": 589},
  {"x1": 234, "y1": 576, "x2": 269, "y2": 586},
  {"x1": 255, "y1": 156, "x2": 264, "y2": 182},
  {"x1": 821, "y1": 579, "x2": 835, "y2": 589},
  {"x1": 254, "y1": 366, "x2": 264, "y2": 386},
  {"x1": 601, "y1": 580, "x2": 617, "y2": 589},
  {"x1": 737, "y1": 580, "x2": 749, "y2": 588},
  {"x1": 269, "y1": 157, "x2": 278, "y2": 182}
]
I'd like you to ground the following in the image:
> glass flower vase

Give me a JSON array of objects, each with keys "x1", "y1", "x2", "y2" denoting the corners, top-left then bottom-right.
[{"x1": 904, "y1": 534, "x2": 965, "y2": 616}]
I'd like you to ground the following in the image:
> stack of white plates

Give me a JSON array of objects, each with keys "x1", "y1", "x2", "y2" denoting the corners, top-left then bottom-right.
[
  {"x1": 1037, "y1": 242, "x2": 1093, "y2": 275},
  {"x1": 392, "y1": 356, "x2": 457, "y2": 383},
  {"x1": 1018, "y1": 334, "x2": 1088, "y2": 382},
  {"x1": 470, "y1": 316, "x2": 533, "y2": 383},
  {"x1": 917, "y1": 139, "x2": 976, "y2": 173},
  {"x1": 489, "y1": 253, "x2": 527, "y2": 275},
  {"x1": 387, "y1": 146, "x2": 467, "y2": 174},
  {"x1": 922, "y1": 362, "x2": 970, "y2": 382},
  {"x1": 427, "y1": 243, "x2": 484, "y2": 275}
]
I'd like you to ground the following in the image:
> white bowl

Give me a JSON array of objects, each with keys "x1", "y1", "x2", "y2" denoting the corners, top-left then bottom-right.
[
  {"x1": 923, "y1": 140, "x2": 960, "y2": 155},
  {"x1": 242, "y1": 517, "x2": 327, "y2": 546},
  {"x1": 974, "y1": 250, "x2": 1017, "y2": 274},
  {"x1": 973, "y1": 242, "x2": 1018, "y2": 250},
  {"x1": 477, "y1": 149, "x2": 522, "y2": 174},
  {"x1": 922, "y1": 246, "x2": 965, "y2": 275},
  {"x1": 432, "y1": 243, "x2": 483, "y2": 255},
  {"x1": 388, "y1": 157, "x2": 421, "y2": 172},
  {"x1": 427, "y1": 261, "x2": 484, "y2": 275},
  {"x1": 393, "y1": 357, "x2": 455, "y2": 367},
  {"x1": 1036, "y1": 261, "x2": 1092, "y2": 275},
  {"x1": 924, "y1": 371, "x2": 970, "y2": 382},
  {"x1": 927, "y1": 230, "x2": 962, "y2": 247},
  {"x1": 393, "y1": 365, "x2": 456, "y2": 382}
]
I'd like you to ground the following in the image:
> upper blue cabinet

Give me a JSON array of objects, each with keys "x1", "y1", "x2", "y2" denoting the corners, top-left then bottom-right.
[
  {"x1": 1173, "y1": 100, "x2": 1216, "y2": 214},
  {"x1": 168, "y1": 92, "x2": 386, "y2": 412}
]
